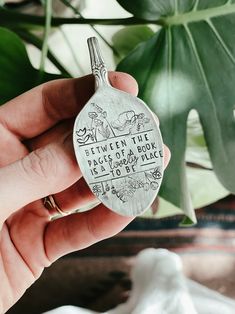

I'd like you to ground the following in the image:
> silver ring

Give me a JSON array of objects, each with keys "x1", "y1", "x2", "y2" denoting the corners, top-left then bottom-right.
[{"x1": 43, "y1": 195, "x2": 69, "y2": 216}]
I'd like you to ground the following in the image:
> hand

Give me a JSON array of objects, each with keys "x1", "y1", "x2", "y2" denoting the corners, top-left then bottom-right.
[{"x1": 0, "y1": 72, "x2": 170, "y2": 313}]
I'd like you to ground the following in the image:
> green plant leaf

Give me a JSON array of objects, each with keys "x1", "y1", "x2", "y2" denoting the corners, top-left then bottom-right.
[
  {"x1": 112, "y1": 25, "x2": 154, "y2": 62},
  {"x1": 143, "y1": 166, "x2": 229, "y2": 219},
  {"x1": 0, "y1": 27, "x2": 62, "y2": 105},
  {"x1": 187, "y1": 167, "x2": 229, "y2": 208},
  {"x1": 179, "y1": 216, "x2": 195, "y2": 227},
  {"x1": 117, "y1": 0, "x2": 167, "y2": 21},
  {"x1": 186, "y1": 110, "x2": 212, "y2": 169},
  {"x1": 117, "y1": 0, "x2": 235, "y2": 222}
]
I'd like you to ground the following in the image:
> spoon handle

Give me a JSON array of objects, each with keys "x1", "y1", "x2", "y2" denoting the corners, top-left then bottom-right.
[{"x1": 87, "y1": 37, "x2": 110, "y2": 90}]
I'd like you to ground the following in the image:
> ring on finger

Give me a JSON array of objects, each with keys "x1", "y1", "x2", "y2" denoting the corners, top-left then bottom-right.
[{"x1": 43, "y1": 195, "x2": 70, "y2": 217}]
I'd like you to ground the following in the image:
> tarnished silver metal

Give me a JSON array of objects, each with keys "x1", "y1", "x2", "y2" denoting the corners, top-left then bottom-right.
[
  {"x1": 87, "y1": 37, "x2": 110, "y2": 89},
  {"x1": 73, "y1": 37, "x2": 164, "y2": 216}
]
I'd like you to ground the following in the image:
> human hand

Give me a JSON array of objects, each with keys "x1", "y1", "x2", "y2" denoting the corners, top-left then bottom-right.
[{"x1": 0, "y1": 72, "x2": 170, "y2": 313}]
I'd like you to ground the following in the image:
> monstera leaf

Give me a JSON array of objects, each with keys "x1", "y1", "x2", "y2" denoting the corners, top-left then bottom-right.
[
  {"x1": 0, "y1": 27, "x2": 62, "y2": 105},
  {"x1": 117, "y1": 0, "x2": 235, "y2": 222},
  {"x1": 112, "y1": 25, "x2": 155, "y2": 62}
]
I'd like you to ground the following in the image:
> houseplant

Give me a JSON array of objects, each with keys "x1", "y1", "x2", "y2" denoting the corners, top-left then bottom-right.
[{"x1": 0, "y1": 0, "x2": 234, "y2": 224}]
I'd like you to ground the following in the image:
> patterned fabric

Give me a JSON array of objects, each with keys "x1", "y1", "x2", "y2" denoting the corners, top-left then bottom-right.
[
  {"x1": 71, "y1": 195, "x2": 235, "y2": 257},
  {"x1": 8, "y1": 196, "x2": 235, "y2": 314}
]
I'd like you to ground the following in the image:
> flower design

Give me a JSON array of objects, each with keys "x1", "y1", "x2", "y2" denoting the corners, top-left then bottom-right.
[
  {"x1": 111, "y1": 110, "x2": 136, "y2": 132},
  {"x1": 151, "y1": 167, "x2": 162, "y2": 180},
  {"x1": 116, "y1": 186, "x2": 135, "y2": 203},
  {"x1": 105, "y1": 183, "x2": 110, "y2": 192},
  {"x1": 150, "y1": 181, "x2": 158, "y2": 190},
  {"x1": 76, "y1": 127, "x2": 93, "y2": 144},
  {"x1": 143, "y1": 182, "x2": 150, "y2": 191},
  {"x1": 94, "y1": 118, "x2": 103, "y2": 127},
  {"x1": 144, "y1": 169, "x2": 161, "y2": 191},
  {"x1": 88, "y1": 112, "x2": 98, "y2": 119},
  {"x1": 136, "y1": 113, "x2": 150, "y2": 131},
  {"x1": 98, "y1": 125, "x2": 110, "y2": 139},
  {"x1": 92, "y1": 184, "x2": 102, "y2": 197},
  {"x1": 87, "y1": 105, "x2": 115, "y2": 140},
  {"x1": 112, "y1": 110, "x2": 150, "y2": 133},
  {"x1": 92, "y1": 103, "x2": 103, "y2": 113},
  {"x1": 102, "y1": 111, "x2": 107, "y2": 118}
]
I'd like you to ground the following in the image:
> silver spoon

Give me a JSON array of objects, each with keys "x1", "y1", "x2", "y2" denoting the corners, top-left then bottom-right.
[{"x1": 73, "y1": 37, "x2": 164, "y2": 216}]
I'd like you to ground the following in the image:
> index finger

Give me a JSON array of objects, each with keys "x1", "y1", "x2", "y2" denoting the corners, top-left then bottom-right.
[
  {"x1": 44, "y1": 203, "x2": 134, "y2": 262},
  {"x1": 0, "y1": 72, "x2": 138, "y2": 140}
]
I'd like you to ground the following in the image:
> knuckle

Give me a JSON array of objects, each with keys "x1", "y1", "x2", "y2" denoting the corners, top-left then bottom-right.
[
  {"x1": 20, "y1": 146, "x2": 58, "y2": 181},
  {"x1": 86, "y1": 212, "x2": 104, "y2": 242}
]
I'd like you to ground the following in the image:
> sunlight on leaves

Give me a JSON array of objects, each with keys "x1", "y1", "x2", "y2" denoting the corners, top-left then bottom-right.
[{"x1": 117, "y1": 0, "x2": 235, "y2": 221}]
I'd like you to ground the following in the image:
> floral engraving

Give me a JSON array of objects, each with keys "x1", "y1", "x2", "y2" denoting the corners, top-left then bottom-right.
[
  {"x1": 76, "y1": 102, "x2": 161, "y2": 205},
  {"x1": 92, "y1": 184, "x2": 102, "y2": 197},
  {"x1": 112, "y1": 110, "x2": 150, "y2": 133},
  {"x1": 76, "y1": 104, "x2": 150, "y2": 145},
  {"x1": 76, "y1": 127, "x2": 94, "y2": 144},
  {"x1": 91, "y1": 168, "x2": 162, "y2": 203}
]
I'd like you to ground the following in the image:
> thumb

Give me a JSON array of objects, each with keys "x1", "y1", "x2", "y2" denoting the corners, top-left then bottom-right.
[{"x1": 0, "y1": 135, "x2": 81, "y2": 222}]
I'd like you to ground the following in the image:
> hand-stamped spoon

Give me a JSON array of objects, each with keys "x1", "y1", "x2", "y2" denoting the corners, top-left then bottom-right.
[{"x1": 73, "y1": 37, "x2": 164, "y2": 216}]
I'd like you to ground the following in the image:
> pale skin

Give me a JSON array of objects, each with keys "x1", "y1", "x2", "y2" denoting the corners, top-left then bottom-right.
[{"x1": 0, "y1": 72, "x2": 170, "y2": 313}]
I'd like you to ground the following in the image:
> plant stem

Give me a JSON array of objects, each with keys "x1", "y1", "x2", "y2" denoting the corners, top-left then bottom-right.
[
  {"x1": 59, "y1": 27, "x2": 84, "y2": 75},
  {"x1": 59, "y1": 0, "x2": 120, "y2": 56},
  {"x1": 13, "y1": 28, "x2": 72, "y2": 77},
  {"x1": 0, "y1": 8, "x2": 154, "y2": 27},
  {"x1": 39, "y1": 0, "x2": 52, "y2": 75},
  {"x1": 105, "y1": 118, "x2": 116, "y2": 137}
]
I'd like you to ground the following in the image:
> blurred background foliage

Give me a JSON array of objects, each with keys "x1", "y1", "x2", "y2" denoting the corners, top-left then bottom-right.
[{"x1": 0, "y1": 0, "x2": 234, "y2": 224}]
